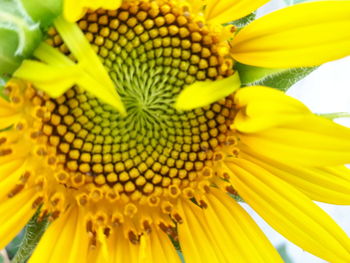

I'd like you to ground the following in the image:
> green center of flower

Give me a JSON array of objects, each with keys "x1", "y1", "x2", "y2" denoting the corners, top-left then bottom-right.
[{"x1": 42, "y1": 1, "x2": 235, "y2": 196}]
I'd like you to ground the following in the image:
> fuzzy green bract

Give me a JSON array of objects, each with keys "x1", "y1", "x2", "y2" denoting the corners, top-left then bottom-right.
[{"x1": 0, "y1": 0, "x2": 62, "y2": 83}]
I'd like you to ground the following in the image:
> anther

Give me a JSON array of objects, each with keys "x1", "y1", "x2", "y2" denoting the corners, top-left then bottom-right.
[
  {"x1": 142, "y1": 219, "x2": 152, "y2": 234},
  {"x1": 159, "y1": 222, "x2": 173, "y2": 235},
  {"x1": 128, "y1": 231, "x2": 140, "y2": 244},
  {"x1": 0, "y1": 149, "x2": 12, "y2": 156},
  {"x1": 49, "y1": 211, "x2": 60, "y2": 221},
  {"x1": 226, "y1": 185, "x2": 238, "y2": 196},
  {"x1": 172, "y1": 212, "x2": 183, "y2": 224},
  {"x1": 199, "y1": 199, "x2": 208, "y2": 209},
  {"x1": 8, "y1": 184, "x2": 25, "y2": 197},
  {"x1": 0, "y1": 137, "x2": 7, "y2": 145}
]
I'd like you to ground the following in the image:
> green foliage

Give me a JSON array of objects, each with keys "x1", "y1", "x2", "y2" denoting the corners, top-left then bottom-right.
[
  {"x1": 0, "y1": 0, "x2": 44, "y2": 57},
  {"x1": 0, "y1": 0, "x2": 42, "y2": 80},
  {"x1": 11, "y1": 210, "x2": 49, "y2": 263},
  {"x1": 6, "y1": 231, "x2": 25, "y2": 260},
  {"x1": 0, "y1": 0, "x2": 62, "y2": 83},
  {"x1": 236, "y1": 63, "x2": 317, "y2": 92},
  {"x1": 230, "y1": 13, "x2": 256, "y2": 28},
  {"x1": 18, "y1": 0, "x2": 62, "y2": 29},
  {"x1": 257, "y1": 67, "x2": 317, "y2": 92}
]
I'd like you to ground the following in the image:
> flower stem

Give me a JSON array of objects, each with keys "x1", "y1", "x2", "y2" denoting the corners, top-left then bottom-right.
[{"x1": 11, "y1": 211, "x2": 48, "y2": 263}]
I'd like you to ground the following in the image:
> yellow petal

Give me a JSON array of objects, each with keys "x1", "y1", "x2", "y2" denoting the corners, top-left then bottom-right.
[
  {"x1": 29, "y1": 207, "x2": 89, "y2": 263},
  {"x1": 233, "y1": 86, "x2": 310, "y2": 132},
  {"x1": 177, "y1": 199, "x2": 223, "y2": 263},
  {"x1": 65, "y1": 208, "x2": 89, "y2": 263},
  {"x1": 14, "y1": 60, "x2": 79, "y2": 97},
  {"x1": 0, "y1": 97, "x2": 20, "y2": 116},
  {"x1": 0, "y1": 189, "x2": 37, "y2": 249},
  {"x1": 63, "y1": 0, "x2": 122, "y2": 22},
  {"x1": 54, "y1": 17, "x2": 126, "y2": 115},
  {"x1": 203, "y1": 189, "x2": 283, "y2": 263},
  {"x1": 0, "y1": 115, "x2": 21, "y2": 130},
  {"x1": 239, "y1": 114, "x2": 350, "y2": 166},
  {"x1": 95, "y1": 226, "x2": 142, "y2": 263},
  {"x1": 241, "y1": 148, "x2": 350, "y2": 205},
  {"x1": 231, "y1": 1, "x2": 350, "y2": 68},
  {"x1": 139, "y1": 229, "x2": 181, "y2": 263},
  {"x1": 0, "y1": 159, "x2": 27, "y2": 201},
  {"x1": 0, "y1": 96, "x2": 22, "y2": 129},
  {"x1": 175, "y1": 73, "x2": 240, "y2": 110},
  {"x1": 226, "y1": 158, "x2": 350, "y2": 262},
  {"x1": 205, "y1": 0, "x2": 269, "y2": 25},
  {"x1": 63, "y1": 0, "x2": 86, "y2": 22},
  {"x1": 15, "y1": 17, "x2": 126, "y2": 115},
  {"x1": 29, "y1": 209, "x2": 70, "y2": 263}
]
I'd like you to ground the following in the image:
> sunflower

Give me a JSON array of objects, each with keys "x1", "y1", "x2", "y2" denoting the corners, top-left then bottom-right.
[{"x1": 1, "y1": 0, "x2": 350, "y2": 262}]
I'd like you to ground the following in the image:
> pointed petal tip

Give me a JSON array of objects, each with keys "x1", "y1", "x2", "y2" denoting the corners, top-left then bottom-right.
[{"x1": 174, "y1": 73, "x2": 241, "y2": 111}]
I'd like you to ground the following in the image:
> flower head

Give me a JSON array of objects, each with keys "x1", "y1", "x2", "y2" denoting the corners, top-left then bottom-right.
[{"x1": 1, "y1": 0, "x2": 350, "y2": 263}]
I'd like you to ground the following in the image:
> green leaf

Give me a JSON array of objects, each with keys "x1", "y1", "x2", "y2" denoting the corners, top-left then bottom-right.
[{"x1": 236, "y1": 63, "x2": 316, "y2": 91}]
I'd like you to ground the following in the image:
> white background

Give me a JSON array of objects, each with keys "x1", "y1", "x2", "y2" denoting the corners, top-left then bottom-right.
[{"x1": 245, "y1": 1, "x2": 350, "y2": 262}]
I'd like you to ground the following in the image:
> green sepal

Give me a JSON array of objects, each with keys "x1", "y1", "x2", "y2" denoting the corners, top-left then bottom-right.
[
  {"x1": 229, "y1": 12, "x2": 256, "y2": 28},
  {"x1": 18, "y1": 0, "x2": 62, "y2": 29},
  {"x1": 11, "y1": 209, "x2": 49, "y2": 263},
  {"x1": 236, "y1": 63, "x2": 283, "y2": 85},
  {"x1": 0, "y1": 29, "x2": 22, "y2": 78},
  {"x1": 0, "y1": 0, "x2": 42, "y2": 56},
  {"x1": 229, "y1": 193, "x2": 244, "y2": 202},
  {"x1": 5, "y1": 230, "x2": 25, "y2": 259},
  {"x1": 0, "y1": 0, "x2": 63, "y2": 83},
  {"x1": 236, "y1": 63, "x2": 317, "y2": 92},
  {"x1": 0, "y1": 0, "x2": 43, "y2": 80}
]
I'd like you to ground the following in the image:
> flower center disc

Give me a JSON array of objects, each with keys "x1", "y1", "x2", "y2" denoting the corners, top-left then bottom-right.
[{"x1": 43, "y1": 0, "x2": 235, "y2": 198}]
